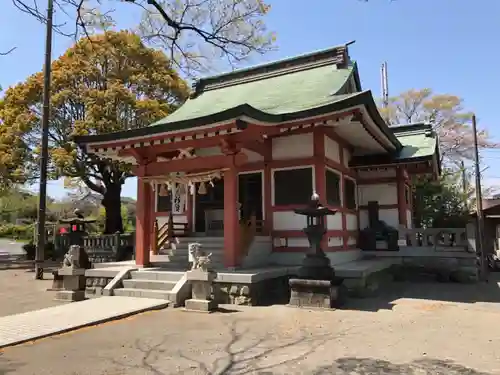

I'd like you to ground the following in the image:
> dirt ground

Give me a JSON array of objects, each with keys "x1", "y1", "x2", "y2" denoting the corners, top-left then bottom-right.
[
  {"x1": 0, "y1": 266, "x2": 62, "y2": 317},
  {"x1": 2, "y1": 274, "x2": 500, "y2": 374}
]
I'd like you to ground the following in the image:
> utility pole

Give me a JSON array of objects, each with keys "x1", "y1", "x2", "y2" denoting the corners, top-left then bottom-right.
[
  {"x1": 380, "y1": 62, "x2": 389, "y2": 124},
  {"x1": 460, "y1": 160, "x2": 468, "y2": 209},
  {"x1": 35, "y1": 0, "x2": 54, "y2": 280},
  {"x1": 472, "y1": 114, "x2": 487, "y2": 282}
]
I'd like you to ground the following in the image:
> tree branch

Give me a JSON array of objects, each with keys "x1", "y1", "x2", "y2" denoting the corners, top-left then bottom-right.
[{"x1": 0, "y1": 47, "x2": 17, "y2": 55}]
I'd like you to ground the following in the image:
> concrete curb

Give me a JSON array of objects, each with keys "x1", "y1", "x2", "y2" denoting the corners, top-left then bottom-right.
[{"x1": 0, "y1": 300, "x2": 169, "y2": 350}]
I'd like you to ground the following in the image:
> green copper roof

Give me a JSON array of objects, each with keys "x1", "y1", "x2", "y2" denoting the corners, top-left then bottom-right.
[
  {"x1": 151, "y1": 64, "x2": 354, "y2": 126},
  {"x1": 392, "y1": 123, "x2": 438, "y2": 160},
  {"x1": 73, "y1": 43, "x2": 400, "y2": 149}
]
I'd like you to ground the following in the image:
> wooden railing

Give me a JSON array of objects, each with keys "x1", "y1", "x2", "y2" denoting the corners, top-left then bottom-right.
[
  {"x1": 397, "y1": 226, "x2": 471, "y2": 252},
  {"x1": 152, "y1": 212, "x2": 189, "y2": 255},
  {"x1": 240, "y1": 216, "x2": 257, "y2": 258}
]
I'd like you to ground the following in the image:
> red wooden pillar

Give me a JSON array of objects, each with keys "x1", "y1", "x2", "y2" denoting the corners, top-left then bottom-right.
[
  {"x1": 223, "y1": 165, "x2": 240, "y2": 269},
  {"x1": 263, "y1": 138, "x2": 273, "y2": 235},
  {"x1": 396, "y1": 167, "x2": 408, "y2": 228},
  {"x1": 313, "y1": 128, "x2": 328, "y2": 249},
  {"x1": 135, "y1": 174, "x2": 152, "y2": 267}
]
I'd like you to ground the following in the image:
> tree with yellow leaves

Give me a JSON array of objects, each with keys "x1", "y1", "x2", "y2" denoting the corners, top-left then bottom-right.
[{"x1": 0, "y1": 30, "x2": 189, "y2": 233}]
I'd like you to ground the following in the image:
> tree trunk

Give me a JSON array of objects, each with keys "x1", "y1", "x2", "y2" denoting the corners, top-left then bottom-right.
[{"x1": 101, "y1": 182, "x2": 124, "y2": 234}]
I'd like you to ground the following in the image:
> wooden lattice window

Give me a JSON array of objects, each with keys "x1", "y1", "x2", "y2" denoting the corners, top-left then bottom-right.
[
  {"x1": 325, "y1": 169, "x2": 341, "y2": 206},
  {"x1": 274, "y1": 167, "x2": 313, "y2": 206},
  {"x1": 344, "y1": 177, "x2": 357, "y2": 210}
]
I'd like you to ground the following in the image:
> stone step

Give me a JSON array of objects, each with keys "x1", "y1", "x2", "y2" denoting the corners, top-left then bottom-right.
[
  {"x1": 165, "y1": 253, "x2": 225, "y2": 259},
  {"x1": 114, "y1": 288, "x2": 174, "y2": 300},
  {"x1": 179, "y1": 237, "x2": 224, "y2": 242},
  {"x1": 122, "y1": 279, "x2": 177, "y2": 291},
  {"x1": 130, "y1": 270, "x2": 185, "y2": 282},
  {"x1": 170, "y1": 245, "x2": 224, "y2": 251}
]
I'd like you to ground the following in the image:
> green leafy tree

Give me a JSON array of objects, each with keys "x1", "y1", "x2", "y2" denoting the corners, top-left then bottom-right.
[
  {"x1": 0, "y1": 30, "x2": 189, "y2": 233},
  {"x1": 413, "y1": 171, "x2": 470, "y2": 229}
]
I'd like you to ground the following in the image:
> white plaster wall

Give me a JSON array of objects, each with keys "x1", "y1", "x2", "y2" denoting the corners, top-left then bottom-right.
[
  {"x1": 343, "y1": 148, "x2": 351, "y2": 168},
  {"x1": 324, "y1": 136, "x2": 340, "y2": 163},
  {"x1": 272, "y1": 211, "x2": 306, "y2": 231},
  {"x1": 272, "y1": 133, "x2": 313, "y2": 160},
  {"x1": 345, "y1": 213, "x2": 358, "y2": 230},
  {"x1": 287, "y1": 238, "x2": 310, "y2": 247},
  {"x1": 195, "y1": 147, "x2": 222, "y2": 157},
  {"x1": 327, "y1": 236, "x2": 343, "y2": 247},
  {"x1": 379, "y1": 209, "x2": 399, "y2": 228},
  {"x1": 346, "y1": 236, "x2": 357, "y2": 246},
  {"x1": 358, "y1": 183, "x2": 397, "y2": 206},
  {"x1": 268, "y1": 249, "x2": 362, "y2": 266},
  {"x1": 406, "y1": 210, "x2": 413, "y2": 229},
  {"x1": 327, "y1": 214, "x2": 343, "y2": 230},
  {"x1": 359, "y1": 208, "x2": 399, "y2": 230},
  {"x1": 358, "y1": 168, "x2": 396, "y2": 179},
  {"x1": 243, "y1": 149, "x2": 264, "y2": 162}
]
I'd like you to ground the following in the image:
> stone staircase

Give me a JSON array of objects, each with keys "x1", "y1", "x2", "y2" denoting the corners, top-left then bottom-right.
[
  {"x1": 114, "y1": 269, "x2": 188, "y2": 305},
  {"x1": 159, "y1": 236, "x2": 226, "y2": 269},
  {"x1": 112, "y1": 237, "x2": 226, "y2": 305},
  {"x1": 110, "y1": 235, "x2": 274, "y2": 305}
]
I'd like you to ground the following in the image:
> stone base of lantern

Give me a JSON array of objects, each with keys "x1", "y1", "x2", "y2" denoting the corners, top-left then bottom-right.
[
  {"x1": 288, "y1": 278, "x2": 347, "y2": 309},
  {"x1": 184, "y1": 268, "x2": 218, "y2": 313},
  {"x1": 297, "y1": 254, "x2": 334, "y2": 280},
  {"x1": 52, "y1": 267, "x2": 87, "y2": 302},
  {"x1": 55, "y1": 290, "x2": 86, "y2": 302}
]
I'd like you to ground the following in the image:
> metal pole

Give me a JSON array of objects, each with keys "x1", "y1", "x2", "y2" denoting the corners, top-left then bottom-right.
[
  {"x1": 472, "y1": 114, "x2": 487, "y2": 281},
  {"x1": 461, "y1": 160, "x2": 468, "y2": 209},
  {"x1": 35, "y1": 0, "x2": 54, "y2": 280}
]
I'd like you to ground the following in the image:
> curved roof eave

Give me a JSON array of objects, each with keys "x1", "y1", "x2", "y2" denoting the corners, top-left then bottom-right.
[{"x1": 74, "y1": 90, "x2": 402, "y2": 151}]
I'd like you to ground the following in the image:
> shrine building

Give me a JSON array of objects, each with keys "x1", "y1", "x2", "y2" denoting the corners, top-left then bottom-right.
[{"x1": 75, "y1": 43, "x2": 440, "y2": 270}]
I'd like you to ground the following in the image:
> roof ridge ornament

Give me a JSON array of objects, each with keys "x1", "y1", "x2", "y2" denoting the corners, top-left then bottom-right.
[{"x1": 189, "y1": 79, "x2": 202, "y2": 99}]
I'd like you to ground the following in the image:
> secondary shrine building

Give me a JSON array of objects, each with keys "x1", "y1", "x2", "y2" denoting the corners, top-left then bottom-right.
[{"x1": 75, "y1": 43, "x2": 440, "y2": 269}]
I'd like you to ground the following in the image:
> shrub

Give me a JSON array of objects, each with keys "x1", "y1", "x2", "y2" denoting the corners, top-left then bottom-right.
[
  {"x1": 0, "y1": 223, "x2": 34, "y2": 241},
  {"x1": 22, "y1": 241, "x2": 56, "y2": 261}
]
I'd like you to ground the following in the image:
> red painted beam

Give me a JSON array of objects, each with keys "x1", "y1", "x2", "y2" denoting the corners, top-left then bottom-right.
[{"x1": 141, "y1": 153, "x2": 248, "y2": 176}]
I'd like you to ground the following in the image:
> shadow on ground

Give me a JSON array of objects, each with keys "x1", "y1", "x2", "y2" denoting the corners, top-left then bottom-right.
[
  {"x1": 104, "y1": 317, "x2": 491, "y2": 375},
  {"x1": 0, "y1": 259, "x2": 59, "y2": 273},
  {"x1": 0, "y1": 352, "x2": 23, "y2": 375},
  {"x1": 341, "y1": 272, "x2": 500, "y2": 312},
  {"x1": 315, "y1": 357, "x2": 492, "y2": 375}
]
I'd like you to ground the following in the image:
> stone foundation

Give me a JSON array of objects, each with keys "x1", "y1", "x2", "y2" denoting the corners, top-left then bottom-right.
[
  {"x1": 343, "y1": 269, "x2": 394, "y2": 298},
  {"x1": 212, "y1": 276, "x2": 291, "y2": 306},
  {"x1": 85, "y1": 276, "x2": 114, "y2": 298},
  {"x1": 288, "y1": 279, "x2": 347, "y2": 309},
  {"x1": 392, "y1": 256, "x2": 479, "y2": 283}
]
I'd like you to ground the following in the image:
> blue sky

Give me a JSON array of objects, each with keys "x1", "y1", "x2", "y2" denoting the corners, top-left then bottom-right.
[{"x1": 1, "y1": 0, "x2": 499, "y2": 200}]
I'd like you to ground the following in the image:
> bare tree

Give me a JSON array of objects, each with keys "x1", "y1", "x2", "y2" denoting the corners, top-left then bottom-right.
[{"x1": 11, "y1": 0, "x2": 275, "y2": 76}]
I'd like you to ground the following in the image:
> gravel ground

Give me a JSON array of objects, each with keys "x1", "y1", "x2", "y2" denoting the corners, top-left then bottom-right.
[
  {"x1": 0, "y1": 268, "x2": 62, "y2": 317},
  {"x1": 2, "y1": 275, "x2": 500, "y2": 375}
]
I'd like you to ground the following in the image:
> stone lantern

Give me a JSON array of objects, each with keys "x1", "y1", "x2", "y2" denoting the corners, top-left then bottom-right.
[
  {"x1": 288, "y1": 193, "x2": 346, "y2": 309},
  {"x1": 293, "y1": 192, "x2": 337, "y2": 280}
]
